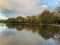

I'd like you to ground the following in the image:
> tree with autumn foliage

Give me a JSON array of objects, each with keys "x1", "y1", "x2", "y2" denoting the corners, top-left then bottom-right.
[{"x1": 16, "y1": 16, "x2": 24, "y2": 23}]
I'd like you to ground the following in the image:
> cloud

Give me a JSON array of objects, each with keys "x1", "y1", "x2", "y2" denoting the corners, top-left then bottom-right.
[
  {"x1": 0, "y1": 0, "x2": 36, "y2": 12},
  {"x1": 6, "y1": 0, "x2": 41, "y2": 13},
  {"x1": 0, "y1": 0, "x2": 48, "y2": 17},
  {"x1": 0, "y1": 0, "x2": 13, "y2": 10},
  {"x1": 18, "y1": 0, "x2": 36, "y2": 11}
]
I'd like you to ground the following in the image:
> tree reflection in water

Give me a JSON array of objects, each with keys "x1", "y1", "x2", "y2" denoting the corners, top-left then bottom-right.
[{"x1": 6, "y1": 24, "x2": 60, "y2": 44}]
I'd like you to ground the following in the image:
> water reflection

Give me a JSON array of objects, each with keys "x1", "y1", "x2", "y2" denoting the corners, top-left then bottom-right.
[
  {"x1": 0, "y1": 23, "x2": 60, "y2": 45},
  {"x1": 6, "y1": 24, "x2": 60, "y2": 40},
  {"x1": 0, "y1": 23, "x2": 17, "y2": 36}
]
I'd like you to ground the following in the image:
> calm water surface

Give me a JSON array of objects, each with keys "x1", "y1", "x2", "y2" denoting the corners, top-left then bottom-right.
[{"x1": 0, "y1": 23, "x2": 60, "y2": 45}]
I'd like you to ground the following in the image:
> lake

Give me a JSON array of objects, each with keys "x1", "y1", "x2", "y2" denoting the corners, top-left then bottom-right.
[{"x1": 0, "y1": 23, "x2": 60, "y2": 45}]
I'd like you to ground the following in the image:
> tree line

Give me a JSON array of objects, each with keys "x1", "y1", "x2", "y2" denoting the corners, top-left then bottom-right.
[{"x1": 0, "y1": 10, "x2": 60, "y2": 24}]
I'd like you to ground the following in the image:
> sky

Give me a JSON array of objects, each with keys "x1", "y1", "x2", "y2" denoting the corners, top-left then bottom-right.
[{"x1": 0, "y1": 0, "x2": 60, "y2": 19}]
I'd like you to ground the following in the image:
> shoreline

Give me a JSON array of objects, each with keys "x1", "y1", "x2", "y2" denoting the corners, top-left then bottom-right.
[{"x1": 2, "y1": 23, "x2": 60, "y2": 26}]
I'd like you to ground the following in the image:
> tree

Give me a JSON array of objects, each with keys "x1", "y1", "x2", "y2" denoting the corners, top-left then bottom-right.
[
  {"x1": 16, "y1": 16, "x2": 24, "y2": 23},
  {"x1": 6, "y1": 18, "x2": 16, "y2": 23},
  {"x1": 40, "y1": 10, "x2": 53, "y2": 24},
  {"x1": 24, "y1": 16, "x2": 31, "y2": 23},
  {"x1": 0, "y1": 20, "x2": 6, "y2": 23},
  {"x1": 31, "y1": 15, "x2": 40, "y2": 24}
]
